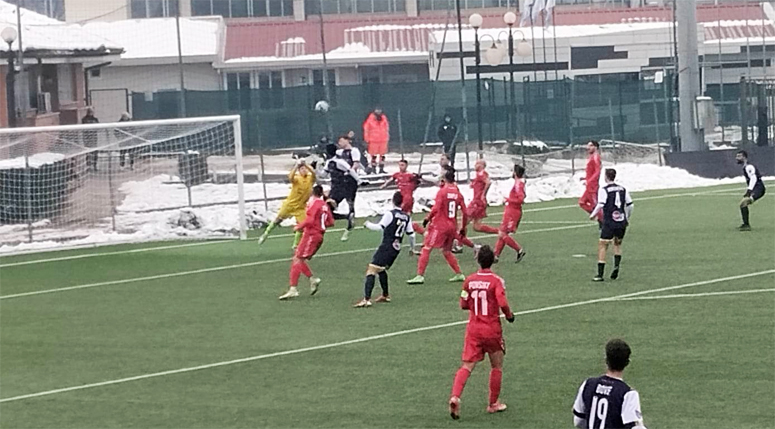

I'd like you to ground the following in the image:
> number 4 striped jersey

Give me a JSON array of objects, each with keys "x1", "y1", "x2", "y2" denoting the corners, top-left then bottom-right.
[{"x1": 460, "y1": 269, "x2": 514, "y2": 338}]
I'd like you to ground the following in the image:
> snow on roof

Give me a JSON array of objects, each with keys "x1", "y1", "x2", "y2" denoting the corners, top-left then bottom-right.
[
  {"x1": 432, "y1": 21, "x2": 674, "y2": 44},
  {"x1": 0, "y1": 0, "x2": 120, "y2": 55},
  {"x1": 79, "y1": 17, "x2": 222, "y2": 62}
]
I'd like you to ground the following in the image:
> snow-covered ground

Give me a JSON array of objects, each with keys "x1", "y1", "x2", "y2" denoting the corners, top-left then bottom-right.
[{"x1": 0, "y1": 161, "x2": 758, "y2": 254}]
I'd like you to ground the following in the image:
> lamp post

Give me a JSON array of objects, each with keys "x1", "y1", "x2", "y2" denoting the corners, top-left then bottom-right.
[
  {"x1": 469, "y1": 13, "x2": 490, "y2": 155},
  {"x1": 503, "y1": 11, "x2": 531, "y2": 141},
  {"x1": 2, "y1": 26, "x2": 18, "y2": 128}
]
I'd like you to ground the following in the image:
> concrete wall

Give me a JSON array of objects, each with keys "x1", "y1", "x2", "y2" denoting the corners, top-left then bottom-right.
[
  {"x1": 665, "y1": 145, "x2": 775, "y2": 178},
  {"x1": 65, "y1": 0, "x2": 129, "y2": 22},
  {"x1": 89, "y1": 63, "x2": 221, "y2": 121}
]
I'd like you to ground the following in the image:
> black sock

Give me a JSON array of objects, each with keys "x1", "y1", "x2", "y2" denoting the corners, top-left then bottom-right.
[
  {"x1": 597, "y1": 262, "x2": 605, "y2": 278},
  {"x1": 378, "y1": 271, "x2": 389, "y2": 296},
  {"x1": 364, "y1": 274, "x2": 376, "y2": 299},
  {"x1": 741, "y1": 206, "x2": 750, "y2": 225},
  {"x1": 347, "y1": 210, "x2": 355, "y2": 230},
  {"x1": 614, "y1": 255, "x2": 621, "y2": 269}
]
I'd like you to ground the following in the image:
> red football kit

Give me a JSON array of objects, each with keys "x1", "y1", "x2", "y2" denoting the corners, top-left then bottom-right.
[
  {"x1": 392, "y1": 171, "x2": 421, "y2": 213},
  {"x1": 500, "y1": 179, "x2": 525, "y2": 233},
  {"x1": 425, "y1": 183, "x2": 468, "y2": 250},
  {"x1": 467, "y1": 170, "x2": 489, "y2": 220},
  {"x1": 460, "y1": 269, "x2": 514, "y2": 362},
  {"x1": 294, "y1": 197, "x2": 334, "y2": 259},
  {"x1": 579, "y1": 152, "x2": 601, "y2": 215}
]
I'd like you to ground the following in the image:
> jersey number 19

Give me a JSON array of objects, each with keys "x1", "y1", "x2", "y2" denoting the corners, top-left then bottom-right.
[{"x1": 588, "y1": 396, "x2": 609, "y2": 429}]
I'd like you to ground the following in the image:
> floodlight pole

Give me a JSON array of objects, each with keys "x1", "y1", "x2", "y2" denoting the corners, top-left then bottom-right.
[
  {"x1": 175, "y1": 7, "x2": 187, "y2": 117},
  {"x1": 5, "y1": 42, "x2": 17, "y2": 128},
  {"x1": 318, "y1": 0, "x2": 333, "y2": 138},
  {"x1": 473, "y1": 27, "x2": 484, "y2": 155}
]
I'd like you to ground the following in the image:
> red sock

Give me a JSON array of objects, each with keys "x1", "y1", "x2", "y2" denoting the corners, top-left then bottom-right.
[
  {"x1": 298, "y1": 260, "x2": 312, "y2": 278},
  {"x1": 417, "y1": 247, "x2": 431, "y2": 275},
  {"x1": 443, "y1": 251, "x2": 461, "y2": 274},
  {"x1": 489, "y1": 368, "x2": 502, "y2": 405},
  {"x1": 474, "y1": 224, "x2": 499, "y2": 234},
  {"x1": 501, "y1": 234, "x2": 522, "y2": 252},
  {"x1": 451, "y1": 366, "x2": 472, "y2": 398},
  {"x1": 412, "y1": 222, "x2": 425, "y2": 235},
  {"x1": 289, "y1": 263, "x2": 302, "y2": 286},
  {"x1": 458, "y1": 235, "x2": 475, "y2": 248},
  {"x1": 494, "y1": 237, "x2": 506, "y2": 256}
]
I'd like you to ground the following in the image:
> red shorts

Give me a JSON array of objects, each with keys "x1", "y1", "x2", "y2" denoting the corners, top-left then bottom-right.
[
  {"x1": 368, "y1": 141, "x2": 388, "y2": 156},
  {"x1": 578, "y1": 188, "x2": 598, "y2": 212},
  {"x1": 467, "y1": 200, "x2": 487, "y2": 220},
  {"x1": 462, "y1": 331, "x2": 505, "y2": 362},
  {"x1": 500, "y1": 210, "x2": 522, "y2": 234},
  {"x1": 400, "y1": 194, "x2": 414, "y2": 214},
  {"x1": 295, "y1": 232, "x2": 323, "y2": 259},
  {"x1": 425, "y1": 225, "x2": 456, "y2": 250}
]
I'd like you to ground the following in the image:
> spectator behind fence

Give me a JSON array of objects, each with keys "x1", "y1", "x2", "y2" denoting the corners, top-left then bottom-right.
[
  {"x1": 363, "y1": 107, "x2": 390, "y2": 174},
  {"x1": 116, "y1": 112, "x2": 135, "y2": 169},
  {"x1": 438, "y1": 114, "x2": 458, "y2": 165},
  {"x1": 81, "y1": 108, "x2": 100, "y2": 171}
]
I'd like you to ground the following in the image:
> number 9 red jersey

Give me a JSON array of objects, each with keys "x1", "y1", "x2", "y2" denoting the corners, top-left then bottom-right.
[{"x1": 427, "y1": 183, "x2": 468, "y2": 230}]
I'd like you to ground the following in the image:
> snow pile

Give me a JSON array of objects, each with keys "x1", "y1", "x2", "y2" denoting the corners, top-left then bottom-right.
[
  {"x1": 0, "y1": 153, "x2": 66, "y2": 170},
  {"x1": 0, "y1": 163, "x2": 756, "y2": 254}
]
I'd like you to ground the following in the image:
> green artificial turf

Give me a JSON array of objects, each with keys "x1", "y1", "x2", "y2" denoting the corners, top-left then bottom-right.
[{"x1": 1, "y1": 183, "x2": 773, "y2": 428}]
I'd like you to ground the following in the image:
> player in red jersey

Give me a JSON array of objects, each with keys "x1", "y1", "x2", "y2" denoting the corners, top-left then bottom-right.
[
  {"x1": 407, "y1": 168, "x2": 467, "y2": 284},
  {"x1": 494, "y1": 165, "x2": 527, "y2": 262},
  {"x1": 457, "y1": 159, "x2": 499, "y2": 251},
  {"x1": 448, "y1": 245, "x2": 515, "y2": 420},
  {"x1": 579, "y1": 140, "x2": 602, "y2": 222},
  {"x1": 381, "y1": 159, "x2": 422, "y2": 214},
  {"x1": 279, "y1": 185, "x2": 335, "y2": 300}
]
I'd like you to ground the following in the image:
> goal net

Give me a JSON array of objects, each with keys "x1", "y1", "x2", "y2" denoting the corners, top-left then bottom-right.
[{"x1": 0, "y1": 115, "x2": 246, "y2": 253}]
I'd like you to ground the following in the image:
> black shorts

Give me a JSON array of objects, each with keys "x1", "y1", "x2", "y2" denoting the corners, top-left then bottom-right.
[
  {"x1": 371, "y1": 244, "x2": 400, "y2": 269},
  {"x1": 600, "y1": 223, "x2": 626, "y2": 241},
  {"x1": 330, "y1": 182, "x2": 357, "y2": 204},
  {"x1": 751, "y1": 185, "x2": 766, "y2": 202}
]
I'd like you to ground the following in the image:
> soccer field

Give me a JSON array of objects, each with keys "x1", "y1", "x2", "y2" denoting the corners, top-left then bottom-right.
[{"x1": 1, "y1": 183, "x2": 773, "y2": 428}]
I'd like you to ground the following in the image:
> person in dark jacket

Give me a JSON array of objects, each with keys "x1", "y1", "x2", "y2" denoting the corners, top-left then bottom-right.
[
  {"x1": 82, "y1": 108, "x2": 100, "y2": 171},
  {"x1": 438, "y1": 114, "x2": 458, "y2": 165},
  {"x1": 116, "y1": 112, "x2": 135, "y2": 169}
]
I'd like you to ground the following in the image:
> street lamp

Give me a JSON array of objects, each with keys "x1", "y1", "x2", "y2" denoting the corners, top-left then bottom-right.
[
  {"x1": 2, "y1": 26, "x2": 18, "y2": 128},
  {"x1": 469, "y1": 13, "x2": 500, "y2": 155},
  {"x1": 503, "y1": 11, "x2": 532, "y2": 166}
]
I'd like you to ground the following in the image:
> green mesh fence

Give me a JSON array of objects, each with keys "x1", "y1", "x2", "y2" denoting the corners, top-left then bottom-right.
[{"x1": 131, "y1": 77, "x2": 678, "y2": 152}]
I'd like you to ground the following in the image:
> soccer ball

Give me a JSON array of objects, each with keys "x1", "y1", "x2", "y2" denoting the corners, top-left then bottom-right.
[{"x1": 314, "y1": 100, "x2": 330, "y2": 112}]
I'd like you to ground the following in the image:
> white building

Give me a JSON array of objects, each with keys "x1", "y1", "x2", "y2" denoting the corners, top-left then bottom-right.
[{"x1": 80, "y1": 16, "x2": 225, "y2": 122}]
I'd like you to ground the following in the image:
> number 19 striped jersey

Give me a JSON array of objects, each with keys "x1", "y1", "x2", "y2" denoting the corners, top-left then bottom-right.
[
  {"x1": 573, "y1": 375, "x2": 643, "y2": 429},
  {"x1": 460, "y1": 269, "x2": 513, "y2": 338}
]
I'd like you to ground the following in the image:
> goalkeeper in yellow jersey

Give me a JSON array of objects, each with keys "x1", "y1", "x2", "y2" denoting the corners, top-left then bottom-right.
[{"x1": 259, "y1": 160, "x2": 317, "y2": 248}]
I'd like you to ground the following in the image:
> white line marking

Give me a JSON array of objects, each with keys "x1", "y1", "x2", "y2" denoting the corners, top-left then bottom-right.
[
  {"x1": 1, "y1": 269, "x2": 771, "y2": 404},
  {"x1": 0, "y1": 185, "x2": 745, "y2": 267},
  {"x1": 614, "y1": 288, "x2": 775, "y2": 301},
  {"x1": 0, "y1": 224, "x2": 591, "y2": 300}
]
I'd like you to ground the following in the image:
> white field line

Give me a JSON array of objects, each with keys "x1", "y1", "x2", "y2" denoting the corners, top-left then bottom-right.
[
  {"x1": 0, "y1": 224, "x2": 591, "y2": 300},
  {"x1": 0, "y1": 186, "x2": 745, "y2": 268},
  {"x1": 1, "y1": 269, "x2": 772, "y2": 404},
  {"x1": 613, "y1": 288, "x2": 775, "y2": 301}
]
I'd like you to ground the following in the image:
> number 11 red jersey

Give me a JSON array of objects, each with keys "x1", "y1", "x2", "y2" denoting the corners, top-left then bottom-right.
[{"x1": 461, "y1": 269, "x2": 513, "y2": 338}]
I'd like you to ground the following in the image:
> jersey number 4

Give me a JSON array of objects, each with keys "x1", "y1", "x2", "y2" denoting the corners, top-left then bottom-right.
[
  {"x1": 472, "y1": 290, "x2": 488, "y2": 316},
  {"x1": 588, "y1": 396, "x2": 609, "y2": 429}
]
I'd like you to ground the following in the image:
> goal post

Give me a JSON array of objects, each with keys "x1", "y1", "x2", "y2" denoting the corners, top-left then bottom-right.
[{"x1": 0, "y1": 115, "x2": 247, "y2": 253}]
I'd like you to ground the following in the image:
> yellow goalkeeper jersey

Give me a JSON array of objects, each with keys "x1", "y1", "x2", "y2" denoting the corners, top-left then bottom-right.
[{"x1": 284, "y1": 168, "x2": 316, "y2": 211}]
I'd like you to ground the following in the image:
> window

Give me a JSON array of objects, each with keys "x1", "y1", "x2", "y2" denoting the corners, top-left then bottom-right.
[
  {"x1": 4, "y1": 0, "x2": 64, "y2": 20},
  {"x1": 306, "y1": 0, "x2": 405, "y2": 15},
  {"x1": 58, "y1": 65, "x2": 75, "y2": 103},
  {"x1": 226, "y1": 72, "x2": 252, "y2": 110},
  {"x1": 191, "y1": 0, "x2": 294, "y2": 17},
  {"x1": 418, "y1": 0, "x2": 511, "y2": 10},
  {"x1": 131, "y1": 0, "x2": 179, "y2": 18}
]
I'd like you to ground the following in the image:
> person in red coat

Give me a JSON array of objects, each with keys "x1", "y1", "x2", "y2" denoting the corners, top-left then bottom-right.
[{"x1": 363, "y1": 108, "x2": 390, "y2": 174}]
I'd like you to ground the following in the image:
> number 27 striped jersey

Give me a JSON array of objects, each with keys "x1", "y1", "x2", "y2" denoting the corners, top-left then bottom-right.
[{"x1": 376, "y1": 209, "x2": 415, "y2": 247}]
